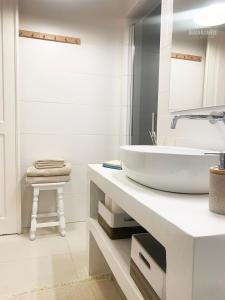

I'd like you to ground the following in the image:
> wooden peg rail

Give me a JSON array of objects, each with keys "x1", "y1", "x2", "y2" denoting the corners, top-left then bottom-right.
[
  {"x1": 19, "y1": 30, "x2": 81, "y2": 45},
  {"x1": 171, "y1": 52, "x2": 202, "y2": 62}
]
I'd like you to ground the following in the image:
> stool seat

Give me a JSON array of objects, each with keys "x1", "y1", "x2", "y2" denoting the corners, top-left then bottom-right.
[{"x1": 30, "y1": 182, "x2": 66, "y2": 241}]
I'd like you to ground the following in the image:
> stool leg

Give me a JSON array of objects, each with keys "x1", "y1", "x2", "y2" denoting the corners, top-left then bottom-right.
[
  {"x1": 30, "y1": 187, "x2": 39, "y2": 241},
  {"x1": 57, "y1": 186, "x2": 66, "y2": 237}
]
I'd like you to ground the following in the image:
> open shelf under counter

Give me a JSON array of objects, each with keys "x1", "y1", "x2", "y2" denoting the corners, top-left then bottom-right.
[
  {"x1": 88, "y1": 218, "x2": 144, "y2": 300},
  {"x1": 88, "y1": 164, "x2": 225, "y2": 300}
]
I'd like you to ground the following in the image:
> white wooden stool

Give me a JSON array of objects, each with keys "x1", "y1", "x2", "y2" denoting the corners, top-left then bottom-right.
[{"x1": 30, "y1": 182, "x2": 66, "y2": 241}]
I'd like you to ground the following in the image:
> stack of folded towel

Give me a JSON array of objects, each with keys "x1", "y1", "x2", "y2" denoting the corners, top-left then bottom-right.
[{"x1": 26, "y1": 159, "x2": 71, "y2": 184}]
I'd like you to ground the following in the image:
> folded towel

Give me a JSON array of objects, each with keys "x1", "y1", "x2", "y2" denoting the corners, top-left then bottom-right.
[
  {"x1": 26, "y1": 175, "x2": 70, "y2": 184},
  {"x1": 35, "y1": 158, "x2": 64, "y2": 163},
  {"x1": 34, "y1": 159, "x2": 65, "y2": 169},
  {"x1": 35, "y1": 164, "x2": 65, "y2": 169},
  {"x1": 27, "y1": 163, "x2": 72, "y2": 177}
]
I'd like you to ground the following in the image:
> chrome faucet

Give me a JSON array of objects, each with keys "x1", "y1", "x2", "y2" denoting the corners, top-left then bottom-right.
[
  {"x1": 148, "y1": 112, "x2": 157, "y2": 145},
  {"x1": 171, "y1": 111, "x2": 225, "y2": 129}
]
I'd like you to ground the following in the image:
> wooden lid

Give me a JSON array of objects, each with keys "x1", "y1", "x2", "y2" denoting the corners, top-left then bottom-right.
[{"x1": 210, "y1": 167, "x2": 225, "y2": 175}]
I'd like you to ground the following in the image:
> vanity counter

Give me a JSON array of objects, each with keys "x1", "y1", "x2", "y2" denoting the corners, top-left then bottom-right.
[
  {"x1": 88, "y1": 164, "x2": 225, "y2": 238},
  {"x1": 88, "y1": 164, "x2": 225, "y2": 300}
]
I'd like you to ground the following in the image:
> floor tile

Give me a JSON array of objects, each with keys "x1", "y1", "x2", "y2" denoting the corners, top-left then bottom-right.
[
  {"x1": 0, "y1": 254, "x2": 76, "y2": 299},
  {"x1": 0, "y1": 231, "x2": 70, "y2": 262},
  {"x1": 66, "y1": 223, "x2": 89, "y2": 280},
  {"x1": 66, "y1": 222, "x2": 88, "y2": 251},
  {"x1": 0, "y1": 222, "x2": 115, "y2": 299},
  {"x1": 12, "y1": 278, "x2": 123, "y2": 300}
]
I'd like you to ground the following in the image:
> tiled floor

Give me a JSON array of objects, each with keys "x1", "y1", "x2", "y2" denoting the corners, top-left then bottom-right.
[
  {"x1": 0, "y1": 222, "x2": 123, "y2": 300},
  {"x1": 13, "y1": 277, "x2": 123, "y2": 300}
]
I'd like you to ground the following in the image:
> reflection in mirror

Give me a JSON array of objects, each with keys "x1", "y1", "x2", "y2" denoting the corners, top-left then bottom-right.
[{"x1": 170, "y1": 0, "x2": 225, "y2": 112}]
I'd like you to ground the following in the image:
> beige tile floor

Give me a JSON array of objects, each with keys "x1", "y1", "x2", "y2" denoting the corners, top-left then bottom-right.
[
  {"x1": 12, "y1": 277, "x2": 123, "y2": 300},
  {"x1": 0, "y1": 222, "x2": 123, "y2": 300}
]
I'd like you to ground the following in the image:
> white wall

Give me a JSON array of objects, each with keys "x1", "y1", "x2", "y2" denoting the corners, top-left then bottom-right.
[
  {"x1": 170, "y1": 33, "x2": 207, "y2": 111},
  {"x1": 204, "y1": 31, "x2": 225, "y2": 107},
  {"x1": 157, "y1": 0, "x2": 225, "y2": 150},
  {"x1": 19, "y1": 0, "x2": 131, "y2": 227}
]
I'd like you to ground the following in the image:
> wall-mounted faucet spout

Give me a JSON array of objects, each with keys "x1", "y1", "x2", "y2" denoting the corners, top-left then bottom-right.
[{"x1": 171, "y1": 112, "x2": 225, "y2": 129}]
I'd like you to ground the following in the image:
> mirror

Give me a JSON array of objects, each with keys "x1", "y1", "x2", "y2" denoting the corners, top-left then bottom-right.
[{"x1": 170, "y1": 0, "x2": 225, "y2": 112}]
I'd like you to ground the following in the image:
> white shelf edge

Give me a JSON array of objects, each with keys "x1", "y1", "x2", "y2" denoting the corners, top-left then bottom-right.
[{"x1": 88, "y1": 218, "x2": 144, "y2": 300}]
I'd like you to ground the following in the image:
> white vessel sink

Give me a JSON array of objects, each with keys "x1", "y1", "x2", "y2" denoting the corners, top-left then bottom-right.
[{"x1": 120, "y1": 146, "x2": 219, "y2": 194}]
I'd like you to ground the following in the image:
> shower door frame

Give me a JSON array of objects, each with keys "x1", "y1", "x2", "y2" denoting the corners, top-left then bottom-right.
[
  {"x1": 127, "y1": 0, "x2": 161, "y2": 145},
  {"x1": 0, "y1": 0, "x2": 21, "y2": 234}
]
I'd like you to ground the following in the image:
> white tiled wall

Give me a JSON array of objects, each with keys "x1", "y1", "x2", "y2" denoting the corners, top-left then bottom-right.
[
  {"x1": 19, "y1": 0, "x2": 131, "y2": 227},
  {"x1": 157, "y1": 0, "x2": 225, "y2": 150}
]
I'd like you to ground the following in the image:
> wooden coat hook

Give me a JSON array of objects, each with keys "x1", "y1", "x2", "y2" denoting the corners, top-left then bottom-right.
[
  {"x1": 19, "y1": 30, "x2": 81, "y2": 45},
  {"x1": 171, "y1": 52, "x2": 202, "y2": 62}
]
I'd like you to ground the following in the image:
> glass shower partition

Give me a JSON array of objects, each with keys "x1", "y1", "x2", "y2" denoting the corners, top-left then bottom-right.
[{"x1": 131, "y1": 3, "x2": 161, "y2": 145}]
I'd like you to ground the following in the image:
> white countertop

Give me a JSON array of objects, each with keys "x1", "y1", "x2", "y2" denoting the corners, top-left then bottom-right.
[{"x1": 88, "y1": 164, "x2": 225, "y2": 238}]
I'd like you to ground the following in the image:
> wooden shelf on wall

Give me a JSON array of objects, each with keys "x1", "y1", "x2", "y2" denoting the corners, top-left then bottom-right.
[
  {"x1": 19, "y1": 30, "x2": 81, "y2": 45},
  {"x1": 171, "y1": 52, "x2": 202, "y2": 62}
]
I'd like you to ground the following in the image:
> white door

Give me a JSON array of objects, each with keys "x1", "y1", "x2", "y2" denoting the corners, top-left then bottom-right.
[{"x1": 0, "y1": 0, "x2": 20, "y2": 234}]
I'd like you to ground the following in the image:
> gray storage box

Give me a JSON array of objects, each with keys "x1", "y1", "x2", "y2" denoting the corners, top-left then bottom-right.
[
  {"x1": 130, "y1": 233, "x2": 166, "y2": 300},
  {"x1": 98, "y1": 201, "x2": 146, "y2": 239}
]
